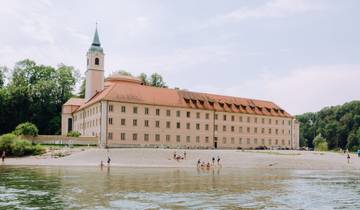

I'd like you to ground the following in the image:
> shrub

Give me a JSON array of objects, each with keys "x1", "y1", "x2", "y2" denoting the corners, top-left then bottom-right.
[
  {"x1": 11, "y1": 139, "x2": 33, "y2": 156},
  {"x1": 0, "y1": 133, "x2": 17, "y2": 154},
  {"x1": 67, "y1": 131, "x2": 81, "y2": 137},
  {"x1": 32, "y1": 144, "x2": 46, "y2": 155},
  {"x1": 315, "y1": 142, "x2": 328, "y2": 151},
  {"x1": 13, "y1": 122, "x2": 39, "y2": 137}
]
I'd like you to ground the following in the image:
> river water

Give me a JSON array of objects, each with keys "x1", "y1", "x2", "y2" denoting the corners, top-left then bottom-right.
[{"x1": 0, "y1": 166, "x2": 359, "y2": 209}]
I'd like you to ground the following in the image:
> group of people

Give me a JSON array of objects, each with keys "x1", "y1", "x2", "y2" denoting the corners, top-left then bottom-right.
[
  {"x1": 197, "y1": 156, "x2": 221, "y2": 169},
  {"x1": 173, "y1": 151, "x2": 186, "y2": 161}
]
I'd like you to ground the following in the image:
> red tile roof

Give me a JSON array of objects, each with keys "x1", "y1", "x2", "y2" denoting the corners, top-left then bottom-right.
[{"x1": 70, "y1": 76, "x2": 292, "y2": 118}]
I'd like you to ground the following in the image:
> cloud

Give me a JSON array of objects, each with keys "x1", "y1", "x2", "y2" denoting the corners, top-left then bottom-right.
[
  {"x1": 219, "y1": 65, "x2": 360, "y2": 115},
  {"x1": 220, "y1": 0, "x2": 324, "y2": 22}
]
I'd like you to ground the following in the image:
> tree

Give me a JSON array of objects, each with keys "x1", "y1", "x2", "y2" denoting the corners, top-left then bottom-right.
[
  {"x1": 346, "y1": 128, "x2": 360, "y2": 151},
  {"x1": 149, "y1": 73, "x2": 167, "y2": 88},
  {"x1": 138, "y1": 73, "x2": 149, "y2": 85},
  {"x1": 117, "y1": 70, "x2": 132, "y2": 76},
  {"x1": 0, "y1": 66, "x2": 6, "y2": 88},
  {"x1": 79, "y1": 78, "x2": 86, "y2": 98},
  {"x1": 13, "y1": 122, "x2": 39, "y2": 137},
  {"x1": 313, "y1": 134, "x2": 328, "y2": 151}
]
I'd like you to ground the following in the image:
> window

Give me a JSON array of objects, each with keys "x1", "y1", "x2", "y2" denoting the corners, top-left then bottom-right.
[
  {"x1": 268, "y1": 139, "x2": 272, "y2": 145},
  {"x1": 176, "y1": 110, "x2": 181, "y2": 117},
  {"x1": 223, "y1": 115, "x2": 227, "y2": 121},
  {"x1": 155, "y1": 120, "x2": 160, "y2": 128},
  {"x1": 269, "y1": 128, "x2": 272, "y2": 134},
  {"x1": 247, "y1": 117, "x2": 250, "y2": 123},
  {"x1": 95, "y1": 57, "x2": 100, "y2": 65},
  {"x1": 205, "y1": 113, "x2": 209, "y2": 119},
  {"x1": 247, "y1": 138, "x2": 250, "y2": 144},
  {"x1": 133, "y1": 119, "x2": 137, "y2": 126},
  {"x1": 282, "y1": 139, "x2": 285, "y2": 145},
  {"x1": 275, "y1": 120, "x2": 278, "y2": 125},
  {"x1": 231, "y1": 137, "x2": 235, "y2": 144},
  {"x1": 223, "y1": 125, "x2": 226, "y2": 132},
  {"x1": 144, "y1": 107, "x2": 149, "y2": 115},
  {"x1": 176, "y1": 122, "x2": 181, "y2": 129},
  {"x1": 239, "y1": 116, "x2": 243, "y2": 122},
  {"x1": 276, "y1": 129, "x2": 279, "y2": 135},
  {"x1": 166, "y1": 110, "x2": 171, "y2": 116},
  {"x1": 166, "y1": 135, "x2": 170, "y2": 142},
  {"x1": 239, "y1": 126, "x2": 243, "y2": 133},
  {"x1": 108, "y1": 132, "x2": 113, "y2": 140},
  {"x1": 205, "y1": 124, "x2": 209, "y2": 130},
  {"x1": 254, "y1": 117, "x2": 258, "y2": 123},
  {"x1": 247, "y1": 127, "x2": 250, "y2": 133},
  {"x1": 155, "y1": 134, "x2": 160, "y2": 142},
  {"x1": 186, "y1": 111, "x2": 191, "y2": 118},
  {"x1": 121, "y1": 106, "x2": 126, "y2": 113},
  {"x1": 133, "y1": 133, "x2": 138, "y2": 141},
  {"x1": 186, "y1": 136, "x2": 190, "y2": 143},
  {"x1": 108, "y1": 105, "x2": 113, "y2": 112},
  {"x1": 144, "y1": 134, "x2": 149, "y2": 141},
  {"x1": 231, "y1": 126, "x2": 235, "y2": 132},
  {"x1": 196, "y1": 123, "x2": 200, "y2": 130},
  {"x1": 254, "y1": 127, "x2": 258, "y2": 133},
  {"x1": 262, "y1": 118, "x2": 265, "y2": 124},
  {"x1": 121, "y1": 119, "x2": 126, "y2": 126},
  {"x1": 223, "y1": 137, "x2": 227, "y2": 144},
  {"x1": 156, "y1": 109, "x2": 160, "y2": 116},
  {"x1": 186, "y1": 123, "x2": 190, "y2": 129},
  {"x1": 261, "y1": 128, "x2": 265, "y2": 134},
  {"x1": 176, "y1": 135, "x2": 181, "y2": 142},
  {"x1": 269, "y1": 119, "x2": 272, "y2": 124},
  {"x1": 205, "y1": 136, "x2": 209, "y2": 143},
  {"x1": 196, "y1": 112, "x2": 200, "y2": 119},
  {"x1": 282, "y1": 120, "x2": 285, "y2": 125},
  {"x1": 108, "y1": 118, "x2": 113, "y2": 125},
  {"x1": 275, "y1": 139, "x2": 278, "y2": 145},
  {"x1": 166, "y1": 121, "x2": 171, "y2": 128},
  {"x1": 121, "y1": 133, "x2": 126, "y2": 140},
  {"x1": 133, "y1": 107, "x2": 138, "y2": 114},
  {"x1": 262, "y1": 139, "x2": 265, "y2": 145},
  {"x1": 196, "y1": 136, "x2": 200, "y2": 143},
  {"x1": 239, "y1": 138, "x2": 242, "y2": 144},
  {"x1": 144, "y1": 120, "x2": 149, "y2": 127},
  {"x1": 214, "y1": 125, "x2": 218, "y2": 131},
  {"x1": 214, "y1": 114, "x2": 218, "y2": 120}
]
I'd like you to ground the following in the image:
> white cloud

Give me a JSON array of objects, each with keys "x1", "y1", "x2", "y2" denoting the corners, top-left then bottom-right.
[
  {"x1": 220, "y1": 65, "x2": 360, "y2": 115},
  {"x1": 220, "y1": 0, "x2": 324, "y2": 21}
]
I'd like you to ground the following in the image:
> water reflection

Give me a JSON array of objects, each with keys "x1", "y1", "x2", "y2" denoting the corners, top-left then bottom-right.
[{"x1": 0, "y1": 166, "x2": 359, "y2": 209}]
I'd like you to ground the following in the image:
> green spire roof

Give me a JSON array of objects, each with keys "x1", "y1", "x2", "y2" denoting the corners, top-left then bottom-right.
[{"x1": 88, "y1": 25, "x2": 103, "y2": 53}]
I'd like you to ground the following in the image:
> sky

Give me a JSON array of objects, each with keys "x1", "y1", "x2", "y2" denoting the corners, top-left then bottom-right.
[{"x1": 0, "y1": 0, "x2": 359, "y2": 115}]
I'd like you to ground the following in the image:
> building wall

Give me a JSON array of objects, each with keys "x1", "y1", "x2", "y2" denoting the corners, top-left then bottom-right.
[{"x1": 72, "y1": 101, "x2": 298, "y2": 149}]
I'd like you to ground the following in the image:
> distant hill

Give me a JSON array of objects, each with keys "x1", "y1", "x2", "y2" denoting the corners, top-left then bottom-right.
[{"x1": 296, "y1": 101, "x2": 360, "y2": 151}]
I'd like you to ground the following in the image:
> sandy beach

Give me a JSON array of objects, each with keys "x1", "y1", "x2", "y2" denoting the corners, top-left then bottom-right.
[{"x1": 1, "y1": 148, "x2": 360, "y2": 170}]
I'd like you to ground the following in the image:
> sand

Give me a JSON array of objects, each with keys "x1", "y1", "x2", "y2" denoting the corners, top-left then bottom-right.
[{"x1": 2, "y1": 148, "x2": 360, "y2": 170}]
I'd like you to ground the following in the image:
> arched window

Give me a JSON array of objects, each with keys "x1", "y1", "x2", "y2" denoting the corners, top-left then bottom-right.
[{"x1": 95, "y1": 57, "x2": 100, "y2": 65}]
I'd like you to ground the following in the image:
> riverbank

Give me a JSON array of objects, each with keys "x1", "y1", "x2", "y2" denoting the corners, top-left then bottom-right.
[{"x1": 2, "y1": 148, "x2": 360, "y2": 170}]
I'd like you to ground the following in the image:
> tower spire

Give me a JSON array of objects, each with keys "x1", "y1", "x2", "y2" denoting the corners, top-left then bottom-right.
[{"x1": 88, "y1": 24, "x2": 103, "y2": 53}]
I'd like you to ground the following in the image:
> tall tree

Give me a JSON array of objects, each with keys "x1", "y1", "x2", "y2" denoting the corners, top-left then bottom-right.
[{"x1": 149, "y1": 73, "x2": 167, "y2": 88}]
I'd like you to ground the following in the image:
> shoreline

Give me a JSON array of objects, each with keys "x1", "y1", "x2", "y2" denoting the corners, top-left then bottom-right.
[{"x1": 1, "y1": 148, "x2": 360, "y2": 170}]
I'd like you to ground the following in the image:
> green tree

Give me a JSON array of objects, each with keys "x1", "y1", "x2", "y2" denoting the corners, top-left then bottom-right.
[
  {"x1": 79, "y1": 78, "x2": 86, "y2": 98},
  {"x1": 117, "y1": 70, "x2": 133, "y2": 76},
  {"x1": 13, "y1": 122, "x2": 39, "y2": 137},
  {"x1": 313, "y1": 134, "x2": 328, "y2": 151},
  {"x1": 149, "y1": 73, "x2": 167, "y2": 88},
  {"x1": 138, "y1": 73, "x2": 149, "y2": 85},
  {"x1": 346, "y1": 128, "x2": 360, "y2": 151}
]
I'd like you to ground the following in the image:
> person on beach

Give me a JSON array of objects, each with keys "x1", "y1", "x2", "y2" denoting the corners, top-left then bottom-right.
[
  {"x1": 197, "y1": 159, "x2": 201, "y2": 167},
  {"x1": 217, "y1": 156, "x2": 221, "y2": 165},
  {"x1": 107, "y1": 156, "x2": 111, "y2": 166},
  {"x1": 212, "y1": 157, "x2": 215, "y2": 165},
  {"x1": 1, "y1": 151, "x2": 5, "y2": 162},
  {"x1": 173, "y1": 152, "x2": 177, "y2": 159},
  {"x1": 347, "y1": 153, "x2": 350, "y2": 164}
]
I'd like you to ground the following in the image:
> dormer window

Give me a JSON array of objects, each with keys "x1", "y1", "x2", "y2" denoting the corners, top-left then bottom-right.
[{"x1": 95, "y1": 57, "x2": 100, "y2": 65}]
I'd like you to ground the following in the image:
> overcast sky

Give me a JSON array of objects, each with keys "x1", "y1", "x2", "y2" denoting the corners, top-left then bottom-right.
[{"x1": 1, "y1": 0, "x2": 359, "y2": 115}]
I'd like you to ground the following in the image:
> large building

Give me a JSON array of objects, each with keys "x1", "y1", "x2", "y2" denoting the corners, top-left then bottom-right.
[{"x1": 61, "y1": 28, "x2": 300, "y2": 149}]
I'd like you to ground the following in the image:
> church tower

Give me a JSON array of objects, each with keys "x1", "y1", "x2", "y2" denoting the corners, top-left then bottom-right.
[{"x1": 85, "y1": 26, "x2": 104, "y2": 101}]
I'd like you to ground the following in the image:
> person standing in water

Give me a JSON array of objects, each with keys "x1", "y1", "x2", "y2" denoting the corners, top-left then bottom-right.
[
  {"x1": 1, "y1": 151, "x2": 5, "y2": 163},
  {"x1": 347, "y1": 153, "x2": 350, "y2": 164},
  {"x1": 107, "y1": 156, "x2": 111, "y2": 166},
  {"x1": 212, "y1": 157, "x2": 215, "y2": 165},
  {"x1": 217, "y1": 156, "x2": 221, "y2": 165}
]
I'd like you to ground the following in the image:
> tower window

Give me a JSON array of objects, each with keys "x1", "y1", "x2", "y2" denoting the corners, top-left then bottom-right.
[{"x1": 95, "y1": 57, "x2": 100, "y2": 65}]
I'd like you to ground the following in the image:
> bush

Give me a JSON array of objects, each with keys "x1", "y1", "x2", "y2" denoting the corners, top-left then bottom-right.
[
  {"x1": 0, "y1": 133, "x2": 17, "y2": 154},
  {"x1": 315, "y1": 142, "x2": 328, "y2": 151},
  {"x1": 13, "y1": 122, "x2": 39, "y2": 137},
  {"x1": 67, "y1": 131, "x2": 81, "y2": 137},
  {"x1": 0, "y1": 133, "x2": 45, "y2": 156},
  {"x1": 11, "y1": 139, "x2": 33, "y2": 156}
]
